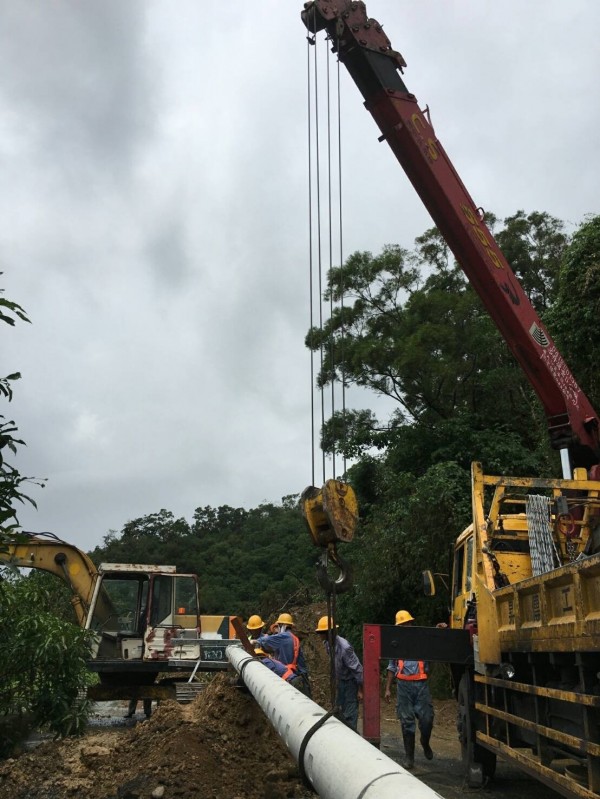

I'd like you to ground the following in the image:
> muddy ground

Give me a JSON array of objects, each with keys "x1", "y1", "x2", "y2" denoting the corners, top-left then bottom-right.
[
  {"x1": 0, "y1": 604, "x2": 563, "y2": 799},
  {"x1": 379, "y1": 702, "x2": 562, "y2": 799}
]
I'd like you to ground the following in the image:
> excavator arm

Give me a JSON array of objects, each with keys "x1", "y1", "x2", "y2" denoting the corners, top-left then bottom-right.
[
  {"x1": 301, "y1": 0, "x2": 600, "y2": 469},
  {"x1": 0, "y1": 531, "x2": 100, "y2": 625}
]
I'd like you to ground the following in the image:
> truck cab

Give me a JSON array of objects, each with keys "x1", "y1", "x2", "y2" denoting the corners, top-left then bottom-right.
[{"x1": 450, "y1": 526, "x2": 474, "y2": 631}]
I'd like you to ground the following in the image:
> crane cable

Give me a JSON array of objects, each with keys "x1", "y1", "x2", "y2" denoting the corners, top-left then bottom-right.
[
  {"x1": 309, "y1": 22, "x2": 326, "y2": 485},
  {"x1": 336, "y1": 58, "x2": 348, "y2": 480},
  {"x1": 307, "y1": 23, "x2": 348, "y2": 714},
  {"x1": 306, "y1": 30, "x2": 316, "y2": 488},
  {"x1": 306, "y1": 25, "x2": 348, "y2": 487}
]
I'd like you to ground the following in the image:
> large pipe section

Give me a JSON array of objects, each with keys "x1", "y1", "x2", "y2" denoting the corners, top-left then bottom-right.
[{"x1": 227, "y1": 645, "x2": 443, "y2": 799}]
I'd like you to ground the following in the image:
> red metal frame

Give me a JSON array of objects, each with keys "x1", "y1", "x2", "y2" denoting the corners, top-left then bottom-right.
[
  {"x1": 302, "y1": 0, "x2": 599, "y2": 467},
  {"x1": 362, "y1": 623, "x2": 381, "y2": 745}
]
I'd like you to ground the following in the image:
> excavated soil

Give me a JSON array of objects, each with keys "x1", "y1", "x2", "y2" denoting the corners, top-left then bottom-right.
[{"x1": 0, "y1": 675, "x2": 314, "y2": 799}]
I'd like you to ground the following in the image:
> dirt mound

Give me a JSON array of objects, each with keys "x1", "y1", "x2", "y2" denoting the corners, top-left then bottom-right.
[{"x1": 0, "y1": 674, "x2": 315, "y2": 799}]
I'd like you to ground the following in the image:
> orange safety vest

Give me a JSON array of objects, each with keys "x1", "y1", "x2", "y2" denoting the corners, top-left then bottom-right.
[
  {"x1": 281, "y1": 633, "x2": 301, "y2": 681},
  {"x1": 395, "y1": 659, "x2": 427, "y2": 681}
]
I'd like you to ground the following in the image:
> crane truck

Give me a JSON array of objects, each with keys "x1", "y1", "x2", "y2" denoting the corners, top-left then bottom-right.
[
  {"x1": 1, "y1": 532, "x2": 240, "y2": 702},
  {"x1": 301, "y1": 2, "x2": 600, "y2": 797}
]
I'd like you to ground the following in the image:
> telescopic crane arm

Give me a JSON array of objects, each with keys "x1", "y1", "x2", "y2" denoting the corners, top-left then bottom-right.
[{"x1": 301, "y1": 0, "x2": 600, "y2": 470}]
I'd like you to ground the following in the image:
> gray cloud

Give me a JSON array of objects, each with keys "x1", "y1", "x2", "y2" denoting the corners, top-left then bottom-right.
[{"x1": 0, "y1": 0, "x2": 151, "y2": 179}]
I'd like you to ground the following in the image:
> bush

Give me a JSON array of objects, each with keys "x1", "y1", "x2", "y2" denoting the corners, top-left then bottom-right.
[{"x1": 0, "y1": 573, "x2": 95, "y2": 756}]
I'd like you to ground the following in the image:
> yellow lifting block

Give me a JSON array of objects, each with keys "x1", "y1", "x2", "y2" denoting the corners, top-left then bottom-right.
[{"x1": 301, "y1": 479, "x2": 358, "y2": 547}]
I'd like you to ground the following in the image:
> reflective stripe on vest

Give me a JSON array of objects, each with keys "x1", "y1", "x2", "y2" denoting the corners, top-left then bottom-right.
[
  {"x1": 281, "y1": 633, "x2": 300, "y2": 681},
  {"x1": 395, "y1": 659, "x2": 427, "y2": 681}
]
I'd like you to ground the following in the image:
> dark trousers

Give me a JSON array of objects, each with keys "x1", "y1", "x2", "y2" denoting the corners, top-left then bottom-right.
[
  {"x1": 127, "y1": 698, "x2": 152, "y2": 718},
  {"x1": 395, "y1": 679, "x2": 433, "y2": 739},
  {"x1": 337, "y1": 678, "x2": 359, "y2": 731}
]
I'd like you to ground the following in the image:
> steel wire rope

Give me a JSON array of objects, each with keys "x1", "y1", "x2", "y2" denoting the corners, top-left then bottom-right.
[
  {"x1": 324, "y1": 46, "x2": 349, "y2": 482},
  {"x1": 321, "y1": 47, "x2": 348, "y2": 483},
  {"x1": 336, "y1": 58, "x2": 348, "y2": 479},
  {"x1": 306, "y1": 32, "x2": 316, "y2": 488},
  {"x1": 313, "y1": 30, "x2": 327, "y2": 485},
  {"x1": 307, "y1": 26, "x2": 347, "y2": 719},
  {"x1": 326, "y1": 39, "x2": 336, "y2": 481},
  {"x1": 306, "y1": 19, "x2": 326, "y2": 485},
  {"x1": 311, "y1": 33, "x2": 347, "y2": 486}
]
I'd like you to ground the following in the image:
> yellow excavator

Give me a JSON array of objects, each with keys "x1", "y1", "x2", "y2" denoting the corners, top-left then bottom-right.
[{"x1": 1, "y1": 531, "x2": 239, "y2": 699}]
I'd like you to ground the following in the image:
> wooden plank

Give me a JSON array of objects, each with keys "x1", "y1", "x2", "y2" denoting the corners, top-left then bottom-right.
[
  {"x1": 475, "y1": 674, "x2": 600, "y2": 707},
  {"x1": 475, "y1": 702, "x2": 600, "y2": 756},
  {"x1": 477, "y1": 733, "x2": 596, "y2": 799}
]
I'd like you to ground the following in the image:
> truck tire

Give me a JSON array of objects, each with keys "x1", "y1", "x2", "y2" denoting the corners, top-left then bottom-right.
[{"x1": 457, "y1": 673, "x2": 496, "y2": 787}]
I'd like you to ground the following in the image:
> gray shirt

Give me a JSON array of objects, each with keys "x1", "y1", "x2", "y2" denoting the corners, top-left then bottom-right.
[{"x1": 325, "y1": 635, "x2": 363, "y2": 685}]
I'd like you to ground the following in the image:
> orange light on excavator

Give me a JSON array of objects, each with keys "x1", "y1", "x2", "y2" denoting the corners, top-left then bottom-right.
[{"x1": 177, "y1": 607, "x2": 186, "y2": 615}]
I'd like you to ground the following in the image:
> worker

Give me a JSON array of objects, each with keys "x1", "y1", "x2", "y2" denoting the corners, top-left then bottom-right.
[
  {"x1": 125, "y1": 602, "x2": 152, "y2": 719},
  {"x1": 384, "y1": 610, "x2": 434, "y2": 770},
  {"x1": 246, "y1": 614, "x2": 266, "y2": 642},
  {"x1": 315, "y1": 615, "x2": 363, "y2": 732},
  {"x1": 255, "y1": 612, "x2": 311, "y2": 696},
  {"x1": 253, "y1": 647, "x2": 309, "y2": 693},
  {"x1": 124, "y1": 697, "x2": 152, "y2": 719}
]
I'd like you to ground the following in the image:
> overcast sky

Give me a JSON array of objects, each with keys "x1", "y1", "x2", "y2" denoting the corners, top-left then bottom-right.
[{"x1": 3, "y1": 1, "x2": 599, "y2": 552}]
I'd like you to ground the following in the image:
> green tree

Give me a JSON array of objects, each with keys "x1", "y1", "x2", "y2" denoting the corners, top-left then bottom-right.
[
  {"x1": 120, "y1": 509, "x2": 191, "y2": 542},
  {"x1": 308, "y1": 220, "x2": 562, "y2": 464},
  {"x1": 495, "y1": 210, "x2": 567, "y2": 313},
  {"x1": 1, "y1": 277, "x2": 44, "y2": 544},
  {"x1": 547, "y1": 214, "x2": 600, "y2": 411}
]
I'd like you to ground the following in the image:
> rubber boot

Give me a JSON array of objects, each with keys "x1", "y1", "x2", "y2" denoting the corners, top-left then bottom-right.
[
  {"x1": 402, "y1": 732, "x2": 415, "y2": 770},
  {"x1": 421, "y1": 733, "x2": 433, "y2": 760}
]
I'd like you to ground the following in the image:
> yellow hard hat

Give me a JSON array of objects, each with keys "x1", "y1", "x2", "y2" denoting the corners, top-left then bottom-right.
[
  {"x1": 395, "y1": 610, "x2": 415, "y2": 626},
  {"x1": 315, "y1": 615, "x2": 339, "y2": 632},
  {"x1": 275, "y1": 612, "x2": 295, "y2": 627},
  {"x1": 246, "y1": 614, "x2": 265, "y2": 631}
]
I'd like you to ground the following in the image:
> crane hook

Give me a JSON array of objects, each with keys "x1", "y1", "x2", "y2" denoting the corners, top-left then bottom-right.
[{"x1": 316, "y1": 544, "x2": 353, "y2": 594}]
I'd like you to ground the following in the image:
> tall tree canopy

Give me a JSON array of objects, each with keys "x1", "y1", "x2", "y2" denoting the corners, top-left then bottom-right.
[
  {"x1": 546, "y1": 214, "x2": 600, "y2": 411},
  {"x1": 307, "y1": 212, "x2": 566, "y2": 467}
]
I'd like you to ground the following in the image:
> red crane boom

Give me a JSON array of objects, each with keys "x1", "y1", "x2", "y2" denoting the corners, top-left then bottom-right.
[{"x1": 301, "y1": 0, "x2": 599, "y2": 469}]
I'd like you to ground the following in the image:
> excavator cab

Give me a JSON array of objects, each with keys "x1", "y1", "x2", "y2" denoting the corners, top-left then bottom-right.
[{"x1": 87, "y1": 564, "x2": 201, "y2": 671}]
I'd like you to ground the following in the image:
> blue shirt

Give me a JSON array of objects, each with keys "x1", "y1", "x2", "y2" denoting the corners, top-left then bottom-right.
[
  {"x1": 255, "y1": 630, "x2": 309, "y2": 677},
  {"x1": 387, "y1": 658, "x2": 429, "y2": 677},
  {"x1": 260, "y1": 656, "x2": 293, "y2": 681}
]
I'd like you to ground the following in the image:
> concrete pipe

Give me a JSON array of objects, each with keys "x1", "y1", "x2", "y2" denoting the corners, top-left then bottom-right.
[{"x1": 227, "y1": 646, "x2": 443, "y2": 799}]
